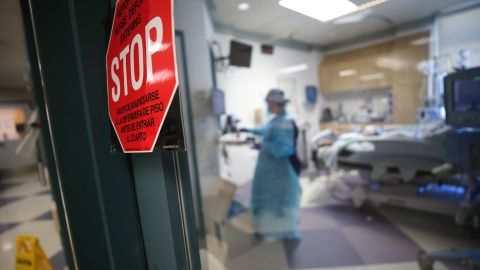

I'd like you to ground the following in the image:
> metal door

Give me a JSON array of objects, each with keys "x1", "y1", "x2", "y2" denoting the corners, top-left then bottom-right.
[{"x1": 24, "y1": 0, "x2": 200, "y2": 269}]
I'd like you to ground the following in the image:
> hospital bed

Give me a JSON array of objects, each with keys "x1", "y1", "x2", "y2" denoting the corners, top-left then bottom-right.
[
  {"x1": 311, "y1": 71, "x2": 478, "y2": 224},
  {"x1": 311, "y1": 124, "x2": 469, "y2": 221},
  {"x1": 314, "y1": 121, "x2": 449, "y2": 183},
  {"x1": 337, "y1": 134, "x2": 446, "y2": 182}
]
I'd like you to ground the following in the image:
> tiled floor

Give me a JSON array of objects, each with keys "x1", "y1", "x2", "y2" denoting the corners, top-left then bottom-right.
[
  {"x1": 209, "y1": 174, "x2": 479, "y2": 270},
  {"x1": 3, "y1": 168, "x2": 476, "y2": 270},
  {"x1": 0, "y1": 169, "x2": 66, "y2": 270}
]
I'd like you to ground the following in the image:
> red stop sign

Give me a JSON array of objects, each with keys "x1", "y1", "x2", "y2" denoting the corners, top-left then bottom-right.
[{"x1": 106, "y1": 0, "x2": 177, "y2": 153}]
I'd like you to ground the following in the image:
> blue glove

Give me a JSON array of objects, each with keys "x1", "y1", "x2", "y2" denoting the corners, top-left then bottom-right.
[
  {"x1": 252, "y1": 143, "x2": 261, "y2": 150},
  {"x1": 239, "y1": 128, "x2": 250, "y2": 133}
]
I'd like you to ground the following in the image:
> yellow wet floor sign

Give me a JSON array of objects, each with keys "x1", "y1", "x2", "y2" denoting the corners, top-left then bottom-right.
[{"x1": 15, "y1": 235, "x2": 53, "y2": 270}]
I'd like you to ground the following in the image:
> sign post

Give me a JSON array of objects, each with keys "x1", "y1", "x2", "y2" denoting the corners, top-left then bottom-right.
[{"x1": 106, "y1": 0, "x2": 178, "y2": 153}]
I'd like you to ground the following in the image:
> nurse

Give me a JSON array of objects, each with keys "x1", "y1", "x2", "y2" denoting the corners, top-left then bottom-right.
[{"x1": 241, "y1": 89, "x2": 302, "y2": 239}]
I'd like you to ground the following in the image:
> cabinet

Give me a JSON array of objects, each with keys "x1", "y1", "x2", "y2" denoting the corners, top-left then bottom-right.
[
  {"x1": 318, "y1": 32, "x2": 430, "y2": 124},
  {"x1": 358, "y1": 42, "x2": 392, "y2": 90},
  {"x1": 320, "y1": 42, "x2": 393, "y2": 93}
]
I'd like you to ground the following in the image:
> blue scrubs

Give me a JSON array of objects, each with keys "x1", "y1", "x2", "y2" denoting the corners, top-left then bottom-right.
[{"x1": 250, "y1": 113, "x2": 302, "y2": 239}]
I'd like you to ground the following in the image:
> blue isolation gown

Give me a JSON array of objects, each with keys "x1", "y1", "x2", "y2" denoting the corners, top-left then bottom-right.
[{"x1": 250, "y1": 113, "x2": 302, "y2": 239}]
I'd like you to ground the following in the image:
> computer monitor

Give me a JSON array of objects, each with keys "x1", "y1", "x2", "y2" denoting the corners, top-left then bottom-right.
[
  {"x1": 229, "y1": 40, "x2": 252, "y2": 67},
  {"x1": 444, "y1": 67, "x2": 480, "y2": 128}
]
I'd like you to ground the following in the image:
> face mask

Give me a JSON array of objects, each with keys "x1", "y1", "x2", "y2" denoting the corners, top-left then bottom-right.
[
  {"x1": 267, "y1": 106, "x2": 272, "y2": 114},
  {"x1": 265, "y1": 105, "x2": 272, "y2": 116}
]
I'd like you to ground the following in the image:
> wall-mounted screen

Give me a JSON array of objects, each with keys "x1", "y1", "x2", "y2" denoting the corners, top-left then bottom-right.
[{"x1": 229, "y1": 40, "x2": 252, "y2": 67}]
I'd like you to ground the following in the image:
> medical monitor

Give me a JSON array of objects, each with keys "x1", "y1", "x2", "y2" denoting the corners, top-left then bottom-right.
[
  {"x1": 229, "y1": 40, "x2": 252, "y2": 67},
  {"x1": 444, "y1": 67, "x2": 480, "y2": 128}
]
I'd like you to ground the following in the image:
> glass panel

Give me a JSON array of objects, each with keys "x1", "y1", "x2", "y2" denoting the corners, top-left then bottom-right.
[{"x1": 180, "y1": 2, "x2": 480, "y2": 270}]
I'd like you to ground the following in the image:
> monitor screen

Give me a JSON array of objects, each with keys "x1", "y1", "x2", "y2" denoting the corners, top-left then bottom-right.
[
  {"x1": 229, "y1": 40, "x2": 252, "y2": 67},
  {"x1": 454, "y1": 79, "x2": 480, "y2": 112},
  {"x1": 444, "y1": 67, "x2": 480, "y2": 128}
]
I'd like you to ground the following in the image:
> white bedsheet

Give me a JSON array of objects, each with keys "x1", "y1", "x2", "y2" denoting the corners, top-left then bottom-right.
[
  {"x1": 316, "y1": 132, "x2": 365, "y2": 170},
  {"x1": 314, "y1": 120, "x2": 449, "y2": 171}
]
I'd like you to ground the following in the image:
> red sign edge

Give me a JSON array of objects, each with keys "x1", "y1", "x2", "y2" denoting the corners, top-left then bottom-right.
[{"x1": 105, "y1": 0, "x2": 179, "y2": 153}]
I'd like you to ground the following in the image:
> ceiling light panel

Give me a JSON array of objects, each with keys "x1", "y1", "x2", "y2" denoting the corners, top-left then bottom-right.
[
  {"x1": 278, "y1": 0, "x2": 391, "y2": 22},
  {"x1": 356, "y1": 0, "x2": 390, "y2": 12},
  {"x1": 279, "y1": 0, "x2": 358, "y2": 22},
  {"x1": 238, "y1": 2, "x2": 250, "y2": 11}
]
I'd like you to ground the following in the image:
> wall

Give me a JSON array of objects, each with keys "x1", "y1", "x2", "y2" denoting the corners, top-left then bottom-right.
[
  {"x1": 214, "y1": 33, "x2": 323, "y2": 146},
  {"x1": 324, "y1": 89, "x2": 391, "y2": 123},
  {"x1": 175, "y1": 0, "x2": 214, "y2": 91},
  {"x1": 437, "y1": 6, "x2": 480, "y2": 70},
  {"x1": 174, "y1": 0, "x2": 219, "y2": 194},
  {"x1": 0, "y1": 106, "x2": 26, "y2": 127},
  {"x1": 0, "y1": 104, "x2": 34, "y2": 170}
]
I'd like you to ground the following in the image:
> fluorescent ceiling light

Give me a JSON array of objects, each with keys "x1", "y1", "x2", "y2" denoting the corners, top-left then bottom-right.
[
  {"x1": 339, "y1": 69, "x2": 357, "y2": 77},
  {"x1": 279, "y1": 0, "x2": 357, "y2": 22},
  {"x1": 357, "y1": 0, "x2": 391, "y2": 11},
  {"x1": 238, "y1": 2, "x2": 250, "y2": 11},
  {"x1": 333, "y1": 9, "x2": 372, "y2": 24},
  {"x1": 280, "y1": 64, "x2": 308, "y2": 74},
  {"x1": 361, "y1": 73, "x2": 384, "y2": 81}
]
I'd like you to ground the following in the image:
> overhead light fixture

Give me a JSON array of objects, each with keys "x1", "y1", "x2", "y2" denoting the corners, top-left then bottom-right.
[
  {"x1": 238, "y1": 2, "x2": 250, "y2": 11},
  {"x1": 357, "y1": 0, "x2": 391, "y2": 11},
  {"x1": 280, "y1": 64, "x2": 308, "y2": 74},
  {"x1": 279, "y1": 0, "x2": 391, "y2": 22},
  {"x1": 339, "y1": 69, "x2": 357, "y2": 77},
  {"x1": 333, "y1": 9, "x2": 372, "y2": 24},
  {"x1": 279, "y1": 0, "x2": 357, "y2": 22}
]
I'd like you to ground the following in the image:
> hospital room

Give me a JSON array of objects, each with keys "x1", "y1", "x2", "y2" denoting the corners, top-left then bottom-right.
[
  {"x1": 192, "y1": 0, "x2": 480, "y2": 269},
  {"x1": 1, "y1": 0, "x2": 479, "y2": 269}
]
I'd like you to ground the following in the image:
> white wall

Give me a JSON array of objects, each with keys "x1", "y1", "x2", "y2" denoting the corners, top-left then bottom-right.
[
  {"x1": 437, "y1": 6, "x2": 480, "y2": 69},
  {"x1": 0, "y1": 105, "x2": 35, "y2": 170},
  {"x1": 175, "y1": 0, "x2": 219, "y2": 194},
  {"x1": 324, "y1": 89, "x2": 391, "y2": 123},
  {"x1": 175, "y1": 0, "x2": 214, "y2": 91},
  {"x1": 214, "y1": 33, "x2": 324, "y2": 144}
]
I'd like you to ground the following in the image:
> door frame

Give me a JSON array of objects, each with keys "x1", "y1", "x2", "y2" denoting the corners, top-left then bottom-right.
[{"x1": 25, "y1": 0, "x2": 201, "y2": 269}]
